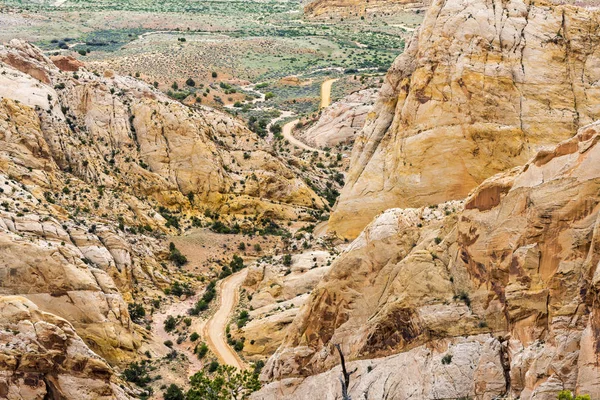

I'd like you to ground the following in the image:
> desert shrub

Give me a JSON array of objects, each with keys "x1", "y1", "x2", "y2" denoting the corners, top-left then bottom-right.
[
  {"x1": 123, "y1": 361, "x2": 151, "y2": 387},
  {"x1": 207, "y1": 360, "x2": 219, "y2": 373},
  {"x1": 195, "y1": 342, "x2": 209, "y2": 359},
  {"x1": 128, "y1": 302, "x2": 145, "y2": 323},
  {"x1": 164, "y1": 383, "x2": 185, "y2": 400},
  {"x1": 164, "y1": 316, "x2": 177, "y2": 332}
]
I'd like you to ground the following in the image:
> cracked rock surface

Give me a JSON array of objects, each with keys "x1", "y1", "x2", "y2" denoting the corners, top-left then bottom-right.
[
  {"x1": 329, "y1": 0, "x2": 600, "y2": 239},
  {"x1": 258, "y1": 119, "x2": 600, "y2": 400}
]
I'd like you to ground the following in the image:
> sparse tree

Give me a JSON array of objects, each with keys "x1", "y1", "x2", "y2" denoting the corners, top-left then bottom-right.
[
  {"x1": 335, "y1": 344, "x2": 356, "y2": 400},
  {"x1": 164, "y1": 383, "x2": 185, "y2": 400}
]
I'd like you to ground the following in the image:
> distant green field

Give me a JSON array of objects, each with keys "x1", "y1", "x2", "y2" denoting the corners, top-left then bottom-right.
[{"x1": 3, "y1": 0, "x2": 421, "y2": 120}]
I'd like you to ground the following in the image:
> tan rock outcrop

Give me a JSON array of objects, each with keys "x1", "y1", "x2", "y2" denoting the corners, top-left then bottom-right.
[
  {"x1": 0, "y1": 296, "x2": 132, "y2": 400},
  {"x1": 0, "y1": 38, "x2": 326, "y2": 396},
  {"x1": 304, "y1": 0, "x2": 428, "y2": 18},
  {"x1": 255, "y1": 335, "x2": 506, "y2": 400},
  {"x1": 237, "y1": 251, "x2": 333, "y2": 360},
  {"x1": 298, "y1": 89, "x2": 377, "y2": 148},
  {"x1": 0, "y1": 39, "x2": 323, "y2": 220},
  {"x1": 50, "y1": 55, "x2": 85, "y2": 72},
  {"x1": 329, "y1": 0, "x2": 600, "y2": 239},
  {"x1": 261, "y1": 122, "x2": 600, "y2": 398}
]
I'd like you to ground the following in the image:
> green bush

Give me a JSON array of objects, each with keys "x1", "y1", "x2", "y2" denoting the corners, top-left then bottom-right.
[
  {"x1": 208, "y1": 360, "x2": 219, "y2": 373},
  {"x1": 195, "y1": 342, "x2": 209, "y2": 359},
  {"x1": 230, "y1": 255, "x2": 244, "y2": 272},
  {"x1": 128, "y1": 302, "x2": 145, "y2": 324},
  {"x1": 122, "y1": 361, "x2": 151, "y2": 387},
  {"x1": 168, "y1": 242, "x2": 188, "y2": 266},
  {"x1": 164, "y1": 383, "x2": 185, "y2": 400},
  {"x1": 164, "y1": 316, "x2": 177, "y2": 332},
  {"x1": 187, "y1": 365, "x2": 260, "y2": 399},
  {"x1": 558, "y1": 391, "x2": 591, "y2": 400},
  {"x1": 170, "y1": 281, "x2": 194, "y2": 297}
]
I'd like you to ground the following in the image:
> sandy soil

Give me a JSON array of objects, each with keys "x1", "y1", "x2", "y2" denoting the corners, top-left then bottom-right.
[{"x1": 151, "y1": 294, "x2": 205, "y2": 376}]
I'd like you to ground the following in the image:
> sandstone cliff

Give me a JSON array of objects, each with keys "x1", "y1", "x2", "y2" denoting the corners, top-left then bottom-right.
[
  {"x1": 329, "y1": 0, "x2": 600, "y2": 239},
  {"x1": 259, "y1": 120, "x2": 600, "y2": 398},
  {"x1": 0, "y1": 39, "x2": 323, "y2": 221}
]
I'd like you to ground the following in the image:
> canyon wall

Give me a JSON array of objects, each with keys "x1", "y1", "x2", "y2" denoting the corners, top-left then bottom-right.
[
  {"x1": 260, "y1": 118, "x2": 600, "y2": 400},
  {"x1": 329, "y1": 0, "x2": 600, "y2": 239}
]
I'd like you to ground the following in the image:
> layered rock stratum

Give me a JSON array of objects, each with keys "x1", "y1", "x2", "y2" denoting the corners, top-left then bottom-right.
[
  {"x1": 255, "y1": 1, "x2": 600, "y2": 398},
  {"x1": 304, "y1": 0, "x2": 429, "y2": 18},
  {"x1": 0, "y1": 297, "x2": 132, "y2": 399},
  {"x1": 329, "y1": 0, "x2": 600, "y2": 238}
]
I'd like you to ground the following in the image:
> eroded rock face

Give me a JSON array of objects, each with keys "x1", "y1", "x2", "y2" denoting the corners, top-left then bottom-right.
[
  {"x1": 0, "y1": 40, "x2": 323, "y2": 220},
  {"x1": 261, "y1": 123, "x2": 600, "y2": 398},
  {"x1": 329, "y1": 0, "x2": 600, "y2": 239},
  {"x1": 255, "y1": 335, "x2": 506, "y2": 400},
  {"x1": 238, "y1": 251, "x2": 333, "y2": 361},
  {"x1": 50, "y1": 55, "x2": 85, "y2": 72},
  {"x1": 0, "y1": 296, "x2": 132, "y2": 400},
  {"x1": 0, "y1": 171, "x2": 156, "y2": 364},
  {"x1": 298, "y1": 89, "x2": 377, "y2": 148}
]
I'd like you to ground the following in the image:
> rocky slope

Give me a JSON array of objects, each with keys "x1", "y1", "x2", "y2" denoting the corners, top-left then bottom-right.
[
  {"x1": 258, "y1": 117, "x2": 600, "y2": 399},
  {"x1": 0, "y1": 39, "x2": 326, "y2": 398},
  {"x1": 236, "y1": 249, "x2": 335, "y2": 362},
  {"x1": 0, "y1": 40, "x2": 323, "y2": 221},
  {"x1": 0, "y1": 296, "x2": 132, "y2": 399},
  {"x1": 329, "y1": 0, "x2": 600, "y2": 239}
]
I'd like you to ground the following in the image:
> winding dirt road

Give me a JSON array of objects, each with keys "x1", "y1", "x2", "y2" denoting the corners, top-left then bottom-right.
[
  {"x1": 282, "y1": 119, "x2": 322, "y2": 153},
  {"x1": 320, "y1": 78, "x2": 339, "y2": 109},
  {"x1": 201, "y1": 77, "x2": 338, "y2": 365},
  {"x1": 203, "y1": 269, "x2": 248, "y2": 370},
  {"x1": 281, "y1": 77, "x2": 338, "y2": 152}
]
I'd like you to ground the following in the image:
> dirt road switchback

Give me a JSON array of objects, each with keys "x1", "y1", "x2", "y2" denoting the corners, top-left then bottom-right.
[{"x1": 203, "y1": 269, "x2": 248, "y2": 370}]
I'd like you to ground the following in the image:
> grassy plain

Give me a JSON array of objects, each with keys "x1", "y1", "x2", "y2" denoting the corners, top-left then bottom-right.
[{"x1": 2, "y1": 0, "x2": 421, "y2": 118}]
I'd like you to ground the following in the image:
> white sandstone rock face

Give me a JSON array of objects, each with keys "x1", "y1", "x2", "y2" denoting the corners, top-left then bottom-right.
[
  {"x1": 255, "y1": 335, "x2": 506, "y2": 400},
  {"x1": 237, "y1": 251, "x2": 335, "y2": 361},
  {"x1": 329, "y1": 0, "x2": 600, "y2": 239}
]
